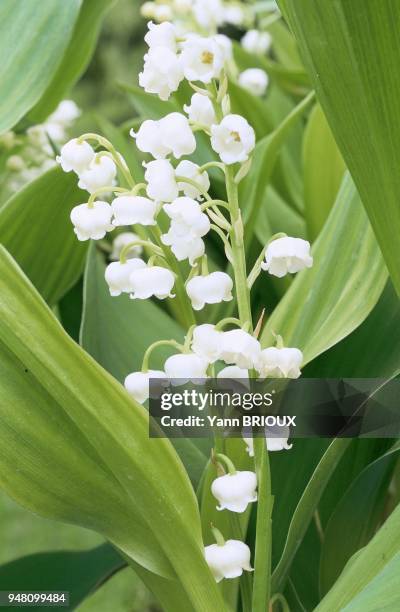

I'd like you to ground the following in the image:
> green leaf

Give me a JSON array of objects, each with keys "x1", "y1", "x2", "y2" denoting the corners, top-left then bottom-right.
[
  {"x1": 0, "y1": 246, "x2": 226, "y2": 611},
  {"x1": 260, "y1": 174, "x2": 388, "y2": 364},
  {"x1": 28, "y1": 0, "x2": 115, "y2": 123},
  {"x1": 0, "y1": 544, "x2": 125, "y2": 611},
  {"x1": 0, "y1": 166, "x2": 88, "y2": 305},
  {"x1": 303, "y1": 104, "x2": 345, "y2": 240},
  {"x1": 0, "y1": 0, "x2": 81, "y2": 133},
  {"x1": 278, "y1": 0, "x2": 400, "y2": 295}
]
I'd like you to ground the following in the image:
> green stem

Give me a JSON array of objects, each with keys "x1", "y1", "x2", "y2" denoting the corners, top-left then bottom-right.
[
  {"x1": 142, "y1": 339, "x2": 184, "y2": 371},
  {"x1": 214, "y1": 453, "x2": 236, "y2": 475}
]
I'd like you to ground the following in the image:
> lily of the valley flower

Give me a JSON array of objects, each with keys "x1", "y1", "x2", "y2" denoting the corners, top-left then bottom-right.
[
  {"x1": 124, "y1": 370, "x2": 167, "y2": 404},
  {"x1": 112, "y1": 195, "x2": 157, "y2": 226},
  {"x1": 238, "y1": 68, "x2": 269, "y2": 97},
  {"x1": 193, "y1": 0, "x2": 224, "y2": 29},
  {"x1": 175, "y1": 160, "x2": 210, "y2": 199},
  {"x1": 110, "y1": 232, "x2": 142, "y2": 260},
  {"x1": 57, "y1": 138, "x2": 95, "y2": 174},
  {"x1": 184, "y1": 93, "x2": 216, "y2": 128},
  {"x1": 77, "y1": 154, "x2": 117, "y2": 194},
  {"x1": 262, "y1": 236, "x2": 313, "y2": 277},
  {"x1": 105, "y1": 259, "x2": 146, "y2": 296},
  {"x1": 162, "y1": 196, "x2": 210, "y2": 264},
  {"x1": 132, "y1": 113, "x2": 196, "y2": 159},
  {"x1": 186, "y1": 272, "x2": 233, "y2": 310},
  {"x1": 144, "y1": 159, "x2": 179, "y2": 202},
  {"x1": 144, "y1": 20, "x2": 177, "y2": 51},
  {"x1": 220, "y1": 329, "x2": 261, "y2": 369},
  {"x1": 241, "y1": 29, "x2": 272, "y2": 55},
  {"x1": 139, "y1": 46, "x2": 183, "y2": 100},
  {"x1": 211, "y1": 471, "x2": 257, "y2": 512},
  {"x1": 205, "y1": 539, "x2": 253, "y2": 582},
  {"x1": 217, "y1": 365, "x2": 249, "y2": 379},
  {"x1": 180, "y1": 35, "x2": 225, "y2": 84},
  {"x1": 191, "y1": 324, "x2": 222, "y2": 363},
  {"x1": 48, "y1": 100, "x2": 81, "y2": 128},
  {"x1": 211, "y1": 114, "x2": 255, "y2": 164},
  {"x1": 70, "y1": 201, "x2": 113, "y2": 241},
  {"x1": 129, "y1": 265, "x2": 175, "y2": 300},
  {"x1": 214, "y1": 34, "x2": 233, "y2": 61},
  {"x1": 164, "y1": 353, "x2": 209, "y2": 383},
  {"x1": 258, "y1": 346, "x2": 303, "y2": 379},
  {"x1": 244, "y1": 425, "x2": 293, "y2": 456}
]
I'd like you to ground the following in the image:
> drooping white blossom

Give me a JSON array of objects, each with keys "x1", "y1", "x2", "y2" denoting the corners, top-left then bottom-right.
[
  {"x1": 175, "y1": 160, "x2": 210, "y2": 199},
  {"x1": 57, "y1": 138, "x2": 95, "y2": 174},
  {"x1": 129, "y1": 265, "x2": 175, "y2": 300},
  {"x1": 217, "y1": 365, "x2": 249, "y2": 379},
  {"x1": 144, "y1": 20, "x2": 177, "y2": 52},
  {"x1": 191, "y1": 324, "x2": 222, "y2": 363},
  {"x1": 211, "y1": 471, "x2": 257, "y2": 513},
  {"x1": 192, "y1": 0, "x2": 224, "y2": 29},
  {"x1": 144, "y1": 159, "x2": 179, "y2": 202},
  {"x1": 223, "y1": 5, "x2": 245, "y2": 26},
  {"x1": 124, "y1": 370, "x2": 167, "y2": 404},
  {"x1": 238, "y1": 68, "x2": 269, "y2": 97},
  {"x1": 265, "y1": 425, "x2": 293, "y2": 451},
  {"x1": 205, "y1": 540, "x2": 253, "y2": 582},
  {"x1": 132, "y1": 113, "x2": 196, "y2": 159},
  {"x1": 258, "y1": 346, "x2": 303, "y2": 379},
  {"x1": 211, "y1": 114, "x2": 255, "y2": 164},
  {"x1": 220, "y1": 329, "x2": 261, "y2": 369},
  {"x1": 164, "y1": 353, "x2": 209, "y2": 383},
  {"x1": 180, "y1": 35, "x2": 225, "y2": 84},
  {"x1": 112, "y1": 195, "x2": 157, "y2": 226},
  {"x1": 77, "y1": 154, "x2": 117, "y2": 194},
  {"x1": 70, "y1": 201, "x2": 113, "y2": 241},
  {"x1": 186, "y1": 272, "x2": 233, "y2": 310},
  {"x1": 241, "y1": 30, "x2": 272, "y2": 55},
  {"x1": 139, "y1": 46, "x2": 183, "y2": 100},
  {"x1": 110, "y1": 232, "x2": 142, "y2": 260},
  {"x1": 261, "y1": 236, "x2": 313, "y2": 277},
  {"x1": 48, "y1": 100, "x2": 81, "y2": 128},
  {"x1": 183, "y1": 93, "x2": 216, "y2": 128},
  {"x1": 161, "y1": 196, "x2": 210, "y2": 265},
  {"x1": 105, "y1": 259, "x2": 146, "y2": 296},
  {"x1": 131, "y1": 120, "x2": 170, "y2": 159}
]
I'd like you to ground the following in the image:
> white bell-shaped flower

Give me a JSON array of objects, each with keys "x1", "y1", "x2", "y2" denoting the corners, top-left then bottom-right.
[
  {"x1": 217, "y1": 365, "x2": 249, "y2": 379},
  {"x1": 214, "y1": 34, "x2": 233, "y2": 61},
  {"x1": 224, "y1": 6, "x2": 244, "y2": 26},
  {"x1": 161, "y1": 196, "x2": 210, "y2": 264},
  {"x1": 77, "y1": 154, "x2": 117, "y2": 194},
  {"x1": 211, "y1": 114, "x2": 255, "y2": 164},
  {"x1": 110, "y1": 232, "x2": 142, "y2": 260},
  {"x1": 261, "y1": 236, "x2": 313, "y2": 277},
  {"x1": 144, "y1": 159, "x2": 179, "y2": 202},
  {"x1": 129, "y1": 265, "x2": 175, "y2": 300},
  {"x1": 191, "y1": 324, "x2": 222, "y2": 363},
  {"x1": 164, "y1": 353, "x2": 209, "y2": 384},
  {"x1": 57, "y1": 138, "x2": 95, "y2": 174},
  {"x1": 111, "y1": 195, "x2": 157, "y2": 226},
  {"x1": 176, "y1": 160, "x2": 210, "y2": 199},
  {"x1": 265, "y1": 425, "x2": 293, "y2": 451},
  {"x1": 48, "y1": 100, "x2": 81, "y2": 127},
  {"x1": 193, "y1": 0, "x2": 224, "y2": 29},
  {"x1": 220, "y1": 329, "x2": 261, "y2": 369},
  {"x1": 258, "y1": 346, "x2": 303, "y2": 379},
  {"x1": 139, "y1": 46, "x2": 183, "y2": 101},
  {"x1": 124, "y1": 370, "x2": 167, "y2": 404},
  {"x1": 238, "y1": 68, "x2": 269, "y2": 97},
  {"x1": 131, "y1": 119, "x2": 170, "y2": 159},
  {"x1": 104, "y1": 258, "x2": 146, "y2": 296},
  {"x1": 180, "y1": 35, "x2": 225, "y2": 84},
  {"x1": 186, "y1": 272, "x2": 233, "y2": 310},
  {"x1": 211, "y1": 471, "x2": 257, "y2": 512},
  {"x1": 241, "y1": 30, "x2": 272, "y2": 55},
  {"x1": 144, "y1": 20, "x2": 177, "y2": 51},
  {"x1": 132, "y1": 113, "x2": 196, "y2": 159},
  {"x1": 205, "y1": 539, "x2": 253, "y2": 582},
  {"x1": 183, "y1": 93, "x2": 216, "y2": 128},
  {"x1": 70, "y1": 201, "x2": 113, "y2": 241}
]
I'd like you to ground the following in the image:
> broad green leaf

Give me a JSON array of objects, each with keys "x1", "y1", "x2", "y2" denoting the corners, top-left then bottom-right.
[
  {"x1": 303, "y1": 104, "x2": 345, "y2": 240},
  {"x1": 0, "y1": 544, "x2": 125, "y2": 611},
  {"x1": 255, "y1": 186, "x2": 306, "y2": 247},
  {"x1": 260, "y1": 174, "x2": 388, "y2": 364},
  {"x1": 0, "y1": 0, "x2": 81, "y2": 133},
  {"x1": 0, "y1": 246, "x2": 226, "y2": 611},
  {"x1": 28, "y1": 0, "x2": 115, "y2": 123},
  {"x1": 0, "y1": 166, "x2": 87, "y2": 305},
  {"x1": 278, "y1": 0, "x2": 400, "y2": 295}
]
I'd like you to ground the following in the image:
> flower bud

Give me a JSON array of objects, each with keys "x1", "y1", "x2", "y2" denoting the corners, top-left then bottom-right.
[
  {"x1": 211, "y1": 114, "x2": 255, "y2": 164},
  {"x1": 139, "y1": 46, "x2": 183, "y2": 101},
  {"x1": 105, "y1": 258, "x2": 146, "y2": 296},
  {"x1": 220, "y1": 329, "x2": 261, "y2": 369},
  {"x1": 184, "y1": 93, "x2": 216, "y2": 128},
  {"x1": 176, "y1": 160, "x2": 210, "y2": 199},
  {"x1": 110, "y1": 232, "x2": 142, "y2": 260},
  {"x1": 129, "y1": 265, "x2": 175, "y2": 300},
  {"x1": 111, "y1": 195, "x2": 157, "y2": 226},
  {"x1": 204, "y1": 539, "x2": 253, "y2": 582},
  {"x1": 258, "y1": 346, "x2": 303, "y2": 379},
  {"x1": 191, "y1": 324, "x2": 222, "y2": 363},
  {"x1": 211, "y1": 471, "x2": 257, "y2": 512},
  {"x1": 70, "y1": 201, "x2": 113, "y2": 241},
  {"x1": 186, "y1": 272, "x2": 233, "y2": 310},
  {"x1": 144, "y1": 21, "x2": 177, "y2": 52},
  {"x1": 238, "y1": 68, "x2": 269, "y2": 97},
  {"x1": 261, "y1": 236, "x2": 313, "y2": 277},
  {"x1": 164, "y1": 353, "x2": 209, "y2": 383},
  {"x1": 57, "y1": 138, "x2": 95, "y2": 174},
  {"x1": 124, "y1": 370, "x2": 167, "y2": 404},
  {"x1": 241, "y1": 30, "x2": 272, "y2": 55},
  {"x1": 77, "y1": 154, "x2": 117, "y2": 194},
  {"x1": 144, "y1": 159, "x2": 179, "y2": 202},
  {"x1": 180, "y1": 36, "x2": 225, "y2": 84}
]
